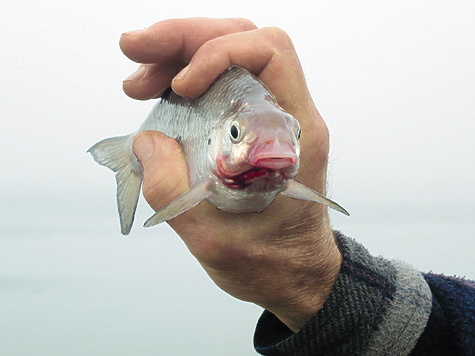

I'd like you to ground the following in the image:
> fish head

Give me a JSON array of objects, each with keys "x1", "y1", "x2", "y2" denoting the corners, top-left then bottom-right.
[{"x1": 207, "y1": 102, "x2": 301, "y2": 191}]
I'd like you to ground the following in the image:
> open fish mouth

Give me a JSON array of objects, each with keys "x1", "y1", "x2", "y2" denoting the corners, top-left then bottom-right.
[{"x1": 220, "y1": 168, "x2": 284, "y2": 189}]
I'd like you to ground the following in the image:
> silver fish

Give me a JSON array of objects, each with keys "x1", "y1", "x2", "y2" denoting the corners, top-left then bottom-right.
[{"x1": 88, "y1": 66, "x2": 348, "y2": 235}]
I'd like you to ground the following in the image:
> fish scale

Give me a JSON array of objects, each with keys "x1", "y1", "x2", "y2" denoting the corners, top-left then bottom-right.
[{"x1": 88, "y1": 66, "x2": 348, "y2": 235}]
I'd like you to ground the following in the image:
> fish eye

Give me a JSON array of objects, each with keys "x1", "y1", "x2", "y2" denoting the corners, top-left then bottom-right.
[
  {"x1": 295, "y1": 122, "x2": 302, "y2": 140},
  {"x1": 229, "y1": 121, "x2": 242, "y2": 142}
]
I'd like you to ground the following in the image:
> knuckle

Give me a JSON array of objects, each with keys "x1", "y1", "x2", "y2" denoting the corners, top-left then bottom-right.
[
  {"x1": 303, "y1": 119, "x2": 329, "y2": 160},
  {"x1": 160, "y1": 133, "x2": 181, "y2": 151},
  {"x1": 191, "y1": 37, "x2": 231, "y2": 71},
  {"x1": 200, "y1": 36, "x2": 226, "y2": 53},
  {"x1": 233, "y1": 18, "x2": 257, "y2": 31},
  {"x1": 261, "y1": 26, "x2": 295, "y2": 50}
]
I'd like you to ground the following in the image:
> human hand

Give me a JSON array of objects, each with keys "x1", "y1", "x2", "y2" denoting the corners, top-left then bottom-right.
[{"x1": 119, "y1": 18, "x2": 341, "y2": 332}]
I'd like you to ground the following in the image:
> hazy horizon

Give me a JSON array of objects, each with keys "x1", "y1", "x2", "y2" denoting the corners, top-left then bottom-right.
[{"x1": 1, "y1": 1, "x2": 474, "y2": 355}]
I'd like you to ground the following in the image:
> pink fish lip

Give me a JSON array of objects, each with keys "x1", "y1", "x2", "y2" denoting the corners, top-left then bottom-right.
[
  {"x1": 247, "y1": 139, "x2": 298, "y2": 170},
  {"x1": 249, "y1": 157, "x2": 296, "y2": 170}
]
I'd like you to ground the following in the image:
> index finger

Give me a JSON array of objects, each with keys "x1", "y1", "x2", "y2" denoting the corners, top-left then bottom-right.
[{"x1": 120, "y1": 17, "x2": 257, "y2": 64}]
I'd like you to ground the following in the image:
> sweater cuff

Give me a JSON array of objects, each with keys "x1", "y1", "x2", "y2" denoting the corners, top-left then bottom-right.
[{"x1": 254, "y1": 231, "x2": 432, "y2": 356}]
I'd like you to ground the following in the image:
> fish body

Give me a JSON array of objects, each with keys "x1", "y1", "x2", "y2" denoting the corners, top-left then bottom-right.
[{"x1": 88, "y1": 66, "x2": 348, "y2": 235}]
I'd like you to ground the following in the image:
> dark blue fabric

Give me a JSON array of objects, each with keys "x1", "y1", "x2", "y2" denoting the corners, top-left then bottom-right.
[{"x1": 410, "y1": 274, "x2": 475, "y2": 356}]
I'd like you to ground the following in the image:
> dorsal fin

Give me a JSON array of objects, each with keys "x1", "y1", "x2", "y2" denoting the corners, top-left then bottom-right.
[{"x1": 161, "y1": 87, "x2": 173, "y2": 101}]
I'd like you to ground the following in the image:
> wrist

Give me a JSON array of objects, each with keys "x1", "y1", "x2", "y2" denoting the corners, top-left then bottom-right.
[{"x1": 266, "y1": 226, "x2": 342, "y2": 332}]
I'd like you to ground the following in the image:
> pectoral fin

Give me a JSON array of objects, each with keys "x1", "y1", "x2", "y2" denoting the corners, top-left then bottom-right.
[
  {"x1": 144, "y1": 179, "x2": 214, "y2": 227},
  {"x1": 281, "y1": 179, "x2": 349, "y2": 216}
]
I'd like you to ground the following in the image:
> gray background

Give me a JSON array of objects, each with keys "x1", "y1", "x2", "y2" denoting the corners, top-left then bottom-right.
[{"x1": 1, "y1": 1, "x2": 474, "y2": 355}]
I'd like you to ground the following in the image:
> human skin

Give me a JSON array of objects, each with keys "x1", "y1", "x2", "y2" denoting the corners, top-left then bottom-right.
[{"x1": 119, "y1": 18, "x2": 342, "y2": 332}]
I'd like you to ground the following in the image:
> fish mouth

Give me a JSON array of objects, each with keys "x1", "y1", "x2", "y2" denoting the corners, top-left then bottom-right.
[
  {"x1": 215, "y1": 151, "x2": 296, "y2": 189},
  {"x1": 219, "y1": 167, "x2": 285, "y2": 189}
]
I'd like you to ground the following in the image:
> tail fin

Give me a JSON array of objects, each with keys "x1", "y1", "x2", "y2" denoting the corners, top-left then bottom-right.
[{"x1": 88, "y1": 135, "x2": 143, "y2": 235}]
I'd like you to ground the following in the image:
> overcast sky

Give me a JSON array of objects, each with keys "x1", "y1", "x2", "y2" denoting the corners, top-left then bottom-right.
[{"x1": 1, "y1": 1, "x2": 474, "y2": 354}]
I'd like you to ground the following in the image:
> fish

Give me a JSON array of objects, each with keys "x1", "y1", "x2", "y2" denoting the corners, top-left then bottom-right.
[{"x1": 88, "y1": 66, "x2": 349, "y2": 235}]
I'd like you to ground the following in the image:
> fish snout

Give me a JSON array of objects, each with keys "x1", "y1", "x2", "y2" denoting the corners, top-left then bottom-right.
[{"x1": 247, "y1": 139, "x2": 298, "y2": 170}]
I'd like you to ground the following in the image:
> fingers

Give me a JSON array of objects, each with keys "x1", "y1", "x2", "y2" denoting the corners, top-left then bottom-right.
[
  {"x1": 123, "y1": 62, "x2": 184, "y2": 100},
  {"x1": 132, "y1": 131, "x2": 190, "y2": 211},
  {"x1": 120, "y1": 18, "x2": 257, "y2": 64},
  {"x1": 120, "y1": 18, "x2": 257, "y2": 100},
  {"x1": 122, "y1": 23, "x2": 311, "y2": 118},
  {"x1": 171, "y1": 27, "x2": 307, "y2": 103}
]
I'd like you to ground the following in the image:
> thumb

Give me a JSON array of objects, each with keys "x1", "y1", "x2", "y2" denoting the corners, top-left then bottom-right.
[{"x1": 132, "y1": 130, "x2": 190, "y2": 211}]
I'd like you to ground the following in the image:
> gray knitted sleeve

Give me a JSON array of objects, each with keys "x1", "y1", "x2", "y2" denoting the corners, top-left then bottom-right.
[{"x1": 253, "y1": 231, "x2": 432, "y2": 356}]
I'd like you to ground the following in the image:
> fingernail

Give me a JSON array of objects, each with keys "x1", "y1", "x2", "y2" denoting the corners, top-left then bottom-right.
[
  {"x1": 133, "y1": 133, "x2": 155, "y2": 170},
  {"x1": 124, "y1": 66, "x2": 146, "y2": 82},
  {"x1": 121, "y1": 30, "x2": 143, "y2": 38},
  {"x1": 173, "y1": 65, "x2": 189, "y2": 82}
]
